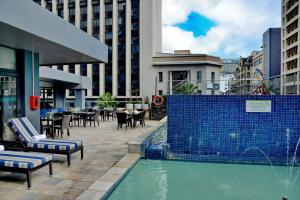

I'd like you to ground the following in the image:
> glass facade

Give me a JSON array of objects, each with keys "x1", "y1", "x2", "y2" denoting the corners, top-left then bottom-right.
[
  {"x1": 131, "y1": 0, "x2": 140, "y2": 96},
  {"x1": 105, "y1": 0, "x2": 113, "y2": 94},
  {"x1": 80, "y1": 64, "x2": 87, "y2": 76},
  {"x1": 118, "y1": 0, "x2": 126, "y2": 96},
  {"x1": 57, "y1": 1, "x2": 64, "y2": 19},
  {"x1": 92, "y1": 64, "x2": 100, "y2": 96},
  {"x1": 40, "y1": 88, "x2": 55, "y2": 109},
  {"x1": 0, "y1": 46, "x2": 18, "y2": 141},
  {"x1": 0, "y1": 46, "x2": 16, "y2": 70},
  {"x1": 80, "y1": 0, "x2": 87, "y2": 32},
  {"x1": 69, "y1": 0, "x2": 75, "y2": 25},
  {"x1": 92, "y1": 0, "x2": 100, "y2": 39}
]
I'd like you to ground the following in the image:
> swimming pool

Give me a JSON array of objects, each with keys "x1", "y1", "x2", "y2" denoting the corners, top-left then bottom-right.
[{"x1": 107, "y1": 159, "x2": 300, "y2": 200}]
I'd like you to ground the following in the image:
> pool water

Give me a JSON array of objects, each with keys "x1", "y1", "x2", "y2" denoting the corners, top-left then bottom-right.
[{"x1": 107, "y1": 160, "x2": 300, "y2": 200}]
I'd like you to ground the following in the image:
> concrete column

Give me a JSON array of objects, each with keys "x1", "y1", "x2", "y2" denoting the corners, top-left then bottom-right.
[
  {"x1": 22, "y1": 50, "x2": 40, "y2": 131},
  {"x1": 87, "y1": 0, "x2": 93, "y2": 35},
  {"x1": 55, "y1": 87, "x2": 66, "y2": 109},
  {"x1": 75, "y1": 64, "x2": 80, "y2": 75},
  {"x1": 125, "y1": 0, "x2": 132, "y2": 97},
  {"x1": 87, "y1": 64, "x2": 93, "y2": 97},
  {"x1": 41, "y1": 0, "x2": 46, "y2": 8},
  {"x1": 75, "y1": 90, "x2": 86, "y2": 109},
  {"x1": 75, "y1": 0, "x2": 81, "y2": 85},
  {"x1": 75, "y1": 0, "x2": 80, "y2": 28},
  {"x1": 63, "y1": 0, "x2": 69, "y2": 21},
  {"x1": 52, "y1": 0, "x2": 58, "y2": 15},
  {"x1": 63, "y1": 65, "x2": 69, "y2": 72},
  {"x1": 112, "y1": 0, "x2": 118, "y2": 97},
  {"x1": 99, "y1": 0, "x2": 105, "y2": 96},
  {"x1": 87, "y1": 0, "x2": 93, "y2": 97},
  {"x1": 63, "y1": 65, "x2": 70, "y2": 97}
]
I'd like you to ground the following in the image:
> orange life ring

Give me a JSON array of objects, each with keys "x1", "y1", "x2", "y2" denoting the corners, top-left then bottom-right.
[{"x1": 153, "y1": 96, "x2": 164, "y2": 106}]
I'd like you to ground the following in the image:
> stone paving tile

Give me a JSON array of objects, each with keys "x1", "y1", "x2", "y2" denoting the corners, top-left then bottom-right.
[{"x1": 0, "y1": 120, "x2": 162, "y2": 200}]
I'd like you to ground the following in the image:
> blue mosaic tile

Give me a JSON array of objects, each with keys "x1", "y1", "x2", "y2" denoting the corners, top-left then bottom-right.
[{"x1": 167, "y1": 95, "x2": 300, "y2": 165}]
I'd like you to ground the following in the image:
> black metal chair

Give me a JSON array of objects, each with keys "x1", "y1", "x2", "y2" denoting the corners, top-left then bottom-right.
[
  {"x1": 116, "y1": 112, "x2": 131, "y2": 130},
  {"x1": 40, "y1": 119, "x2": 51, "y2": 136},
  {"x1": 87, "y1": 110, "x2": 100, "y2": 127},
  {"x1": 133, "y1": 111, "x2": 146, "y2": 128},
  {"x1": 100, "y1": 109, "x2": 106, "y2": 121},
  {"x1": 107, "y1": 107, "x2": 118, "y2": 121}
]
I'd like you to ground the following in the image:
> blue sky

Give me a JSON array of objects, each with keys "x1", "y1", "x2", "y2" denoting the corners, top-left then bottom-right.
[
  {"x1": 162, "y1": 0, "x2": 281, "y2": 58},
  {"x1": 177, "y1": 12, "x2": 217, "y2": 38}
]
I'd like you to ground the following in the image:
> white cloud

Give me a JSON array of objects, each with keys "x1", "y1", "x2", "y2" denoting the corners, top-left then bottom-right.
[{"x1": 162, "y1": 0, "x2": 281, "y2": 58}]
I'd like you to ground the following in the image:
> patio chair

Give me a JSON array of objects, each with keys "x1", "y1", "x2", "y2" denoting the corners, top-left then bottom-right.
[
  {"x1": 106, "y1": 108, "x2": 117, "y2": 121},
  {"x1": 40, "y1": 119, "x2": 51, "y2": 136},
  {"x1": 100, "y1": 109, "x2": 106, "y2": 121},
  {"x1": 54, "y1": 114, "x2": 72, "y2": 138},
  {"x1": 7, "y1": 117, "x2": 84, "y2": 166},
  {"x1": 87, "y1": 110, "x2": 100, "y2": 127},
  {"x1": 0, "y1": 150, "x2": 53, "y2": 189},
  {"x1": 133, "y1": 111, "x2": 146, "y2": 128},
  {"x1": 116, "y1": 112, "x2": 131, "y2": 130}
]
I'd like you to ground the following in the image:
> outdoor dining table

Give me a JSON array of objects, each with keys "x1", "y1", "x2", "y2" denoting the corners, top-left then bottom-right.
[
  {"x1": 72, "y1": 112, "x2": 95, "y2": 127},
  {"x1": 40, "y1": 116, "x2": 63, "y2": 139},
  {"x1": 124, "y1": 111, "x2": 141, "y2": 128}
]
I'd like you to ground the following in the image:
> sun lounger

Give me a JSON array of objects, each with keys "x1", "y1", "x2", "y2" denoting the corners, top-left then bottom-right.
[
  {"x1": 0, "y1": 150, "x2": 53, "y2": 189},
  {"x1": 7, "y1": 117, "x2": 83, "y2": 166}
]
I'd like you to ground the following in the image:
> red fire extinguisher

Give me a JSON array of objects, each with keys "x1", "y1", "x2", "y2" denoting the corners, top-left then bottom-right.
[{"x1": 30, "y1": 96, "x2": 39, "y2": 110}]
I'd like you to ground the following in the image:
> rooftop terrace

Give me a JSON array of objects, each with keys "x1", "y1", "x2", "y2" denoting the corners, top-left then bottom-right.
[{"x1": 0, "y1": 120, "x2": 163, "y2": 200}]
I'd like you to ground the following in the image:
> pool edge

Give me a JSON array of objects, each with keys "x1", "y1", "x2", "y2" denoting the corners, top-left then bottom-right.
[{"x1": 75, "y1": 153, "x2": 140, "y2": 200}]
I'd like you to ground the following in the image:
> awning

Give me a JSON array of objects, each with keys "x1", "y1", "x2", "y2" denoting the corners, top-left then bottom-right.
[
  {"x1": 39, "y1": 67, "x2": 92, "y2": 90},
  {"x1": 0, "y1": 0, "x2": 108, "y2": 65}
]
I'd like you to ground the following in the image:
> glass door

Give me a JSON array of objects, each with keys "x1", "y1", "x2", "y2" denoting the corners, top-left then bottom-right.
[{"x1": 0, "y1": 75, "x2": 17, "y2": 141}]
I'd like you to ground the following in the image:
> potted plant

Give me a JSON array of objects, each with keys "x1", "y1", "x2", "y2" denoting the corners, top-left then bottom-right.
[
  {"x1": 97, "y1": 92, "x2": 117, "y2": 108},
  {"x1": 143, "y1": 96, "x2": 150, "y2": 110},
  {"x1": 135, "y1": 99, "x2": 142, "y2": 110},
  {"x1": 175, "y1": 84, "x2": 198, "y2": 94}
]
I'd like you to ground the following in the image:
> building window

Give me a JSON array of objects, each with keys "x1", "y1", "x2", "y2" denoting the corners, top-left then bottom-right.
[
  {"x1": 158, "y1": 72, "x2": 163, "y2": 82},
  {"x1": 40, "y1": 88, "x2": 55, "y2": 109},
  {"x1": 80, "y1": 64, "x2": 87, "y2": 76},
  {"x1": 92, "y1": 64, "x2": 100, "y2": 97},
  {"x1": 197, "y1": 71, "x2": 202, "y2": 82},
  {"x1": 158, "y1": 90, "x2": 163, "y2": 95},
  {"x1": 211, "y1": 72, "x2": 215, "y2": 81},
  {"x1": 57, "y1": 65, "x2": 63, "y2": 71}
]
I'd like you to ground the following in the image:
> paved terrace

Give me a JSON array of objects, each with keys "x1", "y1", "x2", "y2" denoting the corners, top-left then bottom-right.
[{"x1": 0, "y1": 120, "x2": 163, "y2": 200}]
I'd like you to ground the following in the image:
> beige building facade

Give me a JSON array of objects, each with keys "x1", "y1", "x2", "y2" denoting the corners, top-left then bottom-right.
[
  {"x1": 151, "y1": 50, "x2": 222, "y2": 96},
  {"x1": 281, "y1": 0, "x2": 299, "y2": 94}
]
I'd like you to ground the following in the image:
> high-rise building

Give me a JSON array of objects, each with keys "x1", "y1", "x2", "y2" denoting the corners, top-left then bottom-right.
[
  {"x1": 263, "y1": 28, "x2": 281, "y2": 80},
  {"x1": 281, "y1": 0, "x2": 299, "y2": 94},
  {"x1": 33, "y1": 0, "x2": 162, "y2": 106}
]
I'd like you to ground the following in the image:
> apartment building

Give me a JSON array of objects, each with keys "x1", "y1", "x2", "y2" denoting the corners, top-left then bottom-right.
[
  {"x1": 253, "y1": 51, "x2": 264, "y2": 78},
  {"x1": 33, "y1": 0, "x2": 162, "y2": 106},
  {"x1": 236, "y1": 55, "x2": 254, "y2": 95},
  {"x1": 281, "y1": 0, "x2": 299, "y2": 94}
]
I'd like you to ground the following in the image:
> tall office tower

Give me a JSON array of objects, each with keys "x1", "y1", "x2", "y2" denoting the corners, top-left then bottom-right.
[
  {"x1": 281, "y1": 0, "x2": 299, "y2": 94},
  {"x1": 33, "y1": 0, "x2": 162, "y2": 106}
]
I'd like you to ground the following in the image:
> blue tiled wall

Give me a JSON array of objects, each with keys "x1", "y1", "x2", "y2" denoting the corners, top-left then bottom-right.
[{"x1": 167, "y1": 96, "x2": 300, "y2": 165}]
